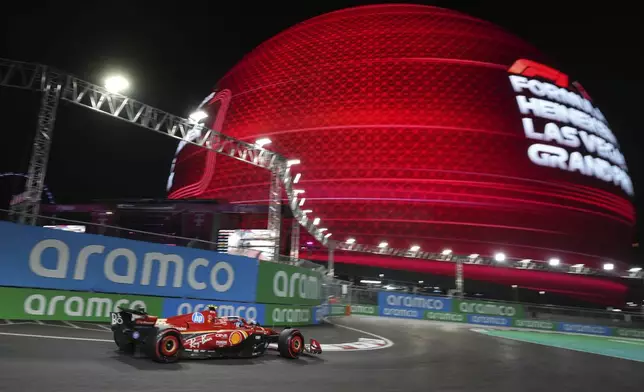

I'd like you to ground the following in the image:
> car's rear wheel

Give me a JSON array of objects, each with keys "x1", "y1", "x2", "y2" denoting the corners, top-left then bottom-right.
[
  {"x1": 278, "y1": 328, "x2": 305, "y2": 359},
  {"x1": 150, "y1": 330, "x2": 181, "y2": 363}
]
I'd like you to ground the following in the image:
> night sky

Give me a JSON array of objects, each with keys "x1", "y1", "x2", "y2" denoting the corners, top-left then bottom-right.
[{"x1": 2, "y1": 1, "x2": 643, "y2": 251}]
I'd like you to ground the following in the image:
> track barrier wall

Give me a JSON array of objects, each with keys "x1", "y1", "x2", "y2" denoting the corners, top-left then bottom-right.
[
  {"x1": 2, "y1": 221, "x2": 644, "y2": 338},
  {"x1": 351, "y1": 292, "x2": 644, "y2": 339},
  {"x1": 0, "y1": 221, "x2": 330, "y2": 326}
]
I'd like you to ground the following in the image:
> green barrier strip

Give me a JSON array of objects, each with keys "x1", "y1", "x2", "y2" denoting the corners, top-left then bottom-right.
[
  {"x1": 0, "y1": 286, "x2": 331, "y2": 326},
  {"x1": 255, "y1": 262, "x2": 324, "y2": 306},
  {"x1": 0, "y1": 287, "x2": 163, "y2": 322},
  {"x1": 454, "y1": 299, "x2": 524, "y2": 318}
]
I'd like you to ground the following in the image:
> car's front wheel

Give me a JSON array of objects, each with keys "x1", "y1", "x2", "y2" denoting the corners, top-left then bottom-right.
[{"x1": 277, "y1": 328, "x2": 305, "y2": 359}]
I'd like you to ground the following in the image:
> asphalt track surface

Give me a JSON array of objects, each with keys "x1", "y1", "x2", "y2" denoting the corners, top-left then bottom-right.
[{"x1": 0, "y1": 316, "x2": 642, "y2": 392}]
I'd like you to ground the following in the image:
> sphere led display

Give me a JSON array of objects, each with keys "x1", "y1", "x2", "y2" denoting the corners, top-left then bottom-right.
[{"x1": 168, "y1": 4, "x2": 634, "y2": 282}]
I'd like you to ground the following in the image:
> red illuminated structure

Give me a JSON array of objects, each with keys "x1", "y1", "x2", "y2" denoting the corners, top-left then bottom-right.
[{"x1": 168, "y1": 4, "x2": 635, "y2": 305}]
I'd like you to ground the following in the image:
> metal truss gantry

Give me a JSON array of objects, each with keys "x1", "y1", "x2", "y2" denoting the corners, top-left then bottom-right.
[
  {"x1": 0, "y1": 58, "x2": 330, "y2": 263},
  {"x1": 3, "y1": 58, "x2": 602, "y2": 285}
]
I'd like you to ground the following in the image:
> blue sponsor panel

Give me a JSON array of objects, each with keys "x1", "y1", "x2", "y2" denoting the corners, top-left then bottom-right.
[
  {"x1": 312, "y1": 303, "x2": 328, "y2": 325},
  {"x1": 0, "y1": 222, "x2": 258, "y2": 301},
  {"x1": 378, "y1": 291, "x2": 452, "y2": 319},
  {"x1": 557, "y1": 323, "x2": 612, "y2": 336},
  {"x1": 162, "y1": 298, "x2": 266, "y2": 324},
  {"x1": 467, "y1": 314, "x2": 512, "y2": 327}
]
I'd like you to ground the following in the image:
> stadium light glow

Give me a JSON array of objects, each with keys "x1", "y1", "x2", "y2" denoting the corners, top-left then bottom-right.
[
  {"x1": 494, "y1": 252, "x2": 506, "y2": 262},
  {"x1": 410, "y1": 245, "x2": 420, "y2": 252},
  {"x1": 255, "y1": 138, "x2": 271, "y2": 147},
  {"x1": 441, "y1": 249, "x2": 452, "y2": 255},
  {"x1": 629, "y1": 267, "x2": 642, "y2": 273},
  {"x1": 104, "y1": 75, "x2": 129, "y2": 94},
  {"x1": 468, "y1": 254, "x2": 479, "y2": 259},
  {"x1": 378, "y1": 242, "x2": 388, "y2": 248},
  {"x1": 188, "y1": 110, "x2": 208, "y2": 122},
  {"x1": 549, "y1": 258, "x2": 560, "y2": 267},
  {"x1": 603, "y1": 263, "x2": 615, "y2": 271},
  {"x1": 346, "y1": 238, "x2": 356, "y2": 244},
  {"x1": 360, "y1": 280, "x2": 381, "y2": 284},
  {"x1": 287, "y1": 159, "x2": 301, "y2": 166}
]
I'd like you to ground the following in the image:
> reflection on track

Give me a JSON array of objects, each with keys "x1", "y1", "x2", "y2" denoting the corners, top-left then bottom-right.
[{"x1": 0, "y1": 316, "x2": 642, "y2": 392}]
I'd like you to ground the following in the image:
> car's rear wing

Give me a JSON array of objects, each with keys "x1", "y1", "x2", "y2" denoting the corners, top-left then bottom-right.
[{"x1": 110, "y1": 306, "x2": 157, "y2": 330}]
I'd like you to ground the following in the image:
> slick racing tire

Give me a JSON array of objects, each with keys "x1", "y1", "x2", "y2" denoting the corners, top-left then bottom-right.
[
  {"x1": 278, "y1": 329, "x2": 305, "y2": 359},
  {"x1": 149, "y1": 330, "x2": 181, "y2": 363},
  {"x1": 114, "y1": 330, "x2": 135, "y2": 353}
]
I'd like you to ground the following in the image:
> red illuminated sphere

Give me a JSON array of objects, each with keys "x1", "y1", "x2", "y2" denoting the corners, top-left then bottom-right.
[{"x1": 168, "y1": 4, "x2": 634, "y2": 302}]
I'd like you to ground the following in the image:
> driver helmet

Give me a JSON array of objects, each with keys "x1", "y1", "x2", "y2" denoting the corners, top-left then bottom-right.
[{"x1": 206, "y1": 304, "x2": 218, "y2": 317}]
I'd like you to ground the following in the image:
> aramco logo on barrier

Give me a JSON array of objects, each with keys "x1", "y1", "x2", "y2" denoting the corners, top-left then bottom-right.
[
  {"x1": 270, "y1": 307, "x2": 311, "y2": 324},
  {"x1": 24, "y1": 294, "x2": 148, "y2": 318},
  {"x1": 386, "y1": 294, "x2": 445, "y2": 310},
  {"x1": 28, "y1": 239, "x2": 236, "y2": 292},
  {"x1": 272, "y1": 271, "x2": 319, "y2": 300},
  {"x1": 458, "y1": 301, "x2": 519, "y2": 317}
]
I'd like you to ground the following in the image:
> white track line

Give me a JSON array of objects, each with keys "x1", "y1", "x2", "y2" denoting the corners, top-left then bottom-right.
[
  {"x1": 62, "y1": 321, "x2": 81, "y2": 329},
  {"x1": 96, "y1": 324, "x2": 112, "y2": 331},
  {"x1": 0, "y1": 332, "x2": 112, "y2": 343},
  {"x1": 35, "y1": 320, "x2": 45, "y2": 325},
  {"x1": 3, "y1": 320, "x2": 13, "y2": 325},
  {"x1": 322, "y1": 317, "x2": 394, "y2": 351}
]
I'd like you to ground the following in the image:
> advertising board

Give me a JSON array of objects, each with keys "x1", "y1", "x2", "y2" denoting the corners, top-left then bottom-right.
[
  {"x1": 378, "y1": 292, "x2": 453, "y2": 319},
  {"x1": 454, "y1": 300, "x2": 524, "y2": 318},
  {"x1": 351, "y1": 304, "x2": 378, "y2": 316},
  {"x1": 255, "y1": 261, "x2": 322, "y2": 306},
  {"x1": 614, "y1": 328, "x2": 644, "y2": 339},
  {"x1": 0, "y1": 286, "x2": 162, "y2": 322},
  {"x1": 425, "y1": 311, "x2": 466, "y2": 323},
  {"x1": 467, "y1": 314, "x2": 512, "y2": 327},
  {"x1": 0, "y1": 222, "x2": 259, "y2": 302},
  {"x1": 162, "y1": 298, "x2": 265, "y2": 324},
  {"x1": 557, "y1": 322, "x2": 612, "y2": 336},
  {"x1": 264, "y1": 304, "x2": 316, "y2": 326},
  {"x1": 513, "y1": 319, "x2": 555, "y2": 330}
]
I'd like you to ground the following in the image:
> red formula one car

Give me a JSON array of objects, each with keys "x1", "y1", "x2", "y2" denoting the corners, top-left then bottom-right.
[{"x1": 109, "y1": 305, "x2": 322, "y2": 363}]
